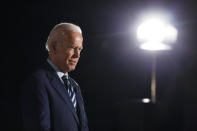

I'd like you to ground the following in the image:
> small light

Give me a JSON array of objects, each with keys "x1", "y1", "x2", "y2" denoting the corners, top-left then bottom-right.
[{"x1": 142, "y1": 98, "x2": 150, "y2": 103}]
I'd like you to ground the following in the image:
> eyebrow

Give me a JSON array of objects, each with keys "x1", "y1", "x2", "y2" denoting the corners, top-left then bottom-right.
[{"x1": 71, "y1": 45, "x2": 83, "y2": 49}]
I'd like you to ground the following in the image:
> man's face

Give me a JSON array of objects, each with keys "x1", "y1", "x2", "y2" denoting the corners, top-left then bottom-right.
[{"x1": 51, "y1": 31, "x2": 83, "y2": 73}]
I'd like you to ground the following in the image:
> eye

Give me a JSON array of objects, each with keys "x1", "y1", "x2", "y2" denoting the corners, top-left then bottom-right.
[
  {"x1": 70, "y1": 46, "x2": 83, "y2": 52},
  {"x1": 78, "y1": 48, "x2": 83, "y2": 51},
  {"x1": 70, "y1": 46, "x2": 76, "y2": 50},
  {"x1": 71, "y1": 46, "x2": 75, "y2": 49}
]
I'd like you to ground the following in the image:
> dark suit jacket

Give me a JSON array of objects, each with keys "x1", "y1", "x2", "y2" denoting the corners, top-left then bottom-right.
[{"x1": 21, "y1": 62, "x2": 89, "y2": 131}]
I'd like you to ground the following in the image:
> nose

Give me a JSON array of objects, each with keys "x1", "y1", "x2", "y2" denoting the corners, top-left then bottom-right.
[{"x1": 73, "y1": 49, "x2": 80, "y2": 58}]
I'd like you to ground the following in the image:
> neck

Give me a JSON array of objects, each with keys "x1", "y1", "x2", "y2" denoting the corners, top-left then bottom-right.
[{"x1": 48, "y1": 56, "x2": 68, "y2": 73}]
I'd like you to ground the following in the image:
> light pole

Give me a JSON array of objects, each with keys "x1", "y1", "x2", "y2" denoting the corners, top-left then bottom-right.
[{"x1": 137, "y1": 16, "x2": 178, "y2": 103}]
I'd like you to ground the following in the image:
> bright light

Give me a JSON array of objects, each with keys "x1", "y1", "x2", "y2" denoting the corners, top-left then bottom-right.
[
  {"x1": 164, "y1": 25, "x2": 178, "y2": 42},
  {"x1": 137, "y1": 18, "x2": 166, "y2": 42},
  {"x1": 137, "y1": 16, "x2": 177, "y2": 51},
  {"x1": 140, "y1": 42, "x2": 171, "y2": 50},
  {"x1": 142, "y1": 98, "x2": 150, "y2": 103}
]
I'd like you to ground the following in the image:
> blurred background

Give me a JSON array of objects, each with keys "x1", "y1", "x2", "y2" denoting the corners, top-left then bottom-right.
[{"x1": 2, "y1": 0, "x2": 197, "y2": 130}]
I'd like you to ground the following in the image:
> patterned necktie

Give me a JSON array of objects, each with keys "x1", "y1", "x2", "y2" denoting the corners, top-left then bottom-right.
[{"x1": 62, "y1": 75, "x2": 77, "y2": 110}]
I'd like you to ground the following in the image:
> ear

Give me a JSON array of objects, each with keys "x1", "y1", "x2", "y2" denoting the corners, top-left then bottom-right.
[{"x1": 50, "y1": 41, "x2": 58, "y2": 54}]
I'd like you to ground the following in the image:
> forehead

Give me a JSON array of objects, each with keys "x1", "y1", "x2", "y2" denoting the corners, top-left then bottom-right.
[
  {"x1": 63, "y1": 31, "x2": 82, "y2": 40},
  {"x1": 63, "y1": 31, "x2": 83, "y2": 45}
]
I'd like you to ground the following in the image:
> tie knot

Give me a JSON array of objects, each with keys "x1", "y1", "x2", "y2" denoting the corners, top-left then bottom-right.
[
  {"x1": 62, "y1": 75, "x2": 70, "y2": 87},
  {"x1": 62, "y1": 75, "x2": 68, "y2": 81}
]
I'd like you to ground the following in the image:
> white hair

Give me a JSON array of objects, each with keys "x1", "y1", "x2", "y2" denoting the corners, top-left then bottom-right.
[{"x1": 45, "y1": 22, "x2": 82, "y2": 52}]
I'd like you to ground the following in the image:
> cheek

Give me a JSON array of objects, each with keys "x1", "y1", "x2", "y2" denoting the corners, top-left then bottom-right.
[
  {"x1": 62, "y1": 56, "x2": 69, "y2": 63},
  {"x1": 63, "y1": 53, "x2": 71, "y2": 63},
  {"x1": 65, "y1": 51, "x2": 73, "y2": 59},
  {"x1": 57, "y1": 50, "x2": 73, "y2": 63}
]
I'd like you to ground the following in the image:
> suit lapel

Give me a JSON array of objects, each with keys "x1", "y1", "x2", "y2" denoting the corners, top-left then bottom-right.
[{"x1": 44, "y1": 62, "x2": 79, "y2": 124}]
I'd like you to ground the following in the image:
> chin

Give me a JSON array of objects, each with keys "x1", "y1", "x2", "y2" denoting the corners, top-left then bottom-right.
[{"x1": 68, "y1": 66, "x2": 76, "y2": 72}]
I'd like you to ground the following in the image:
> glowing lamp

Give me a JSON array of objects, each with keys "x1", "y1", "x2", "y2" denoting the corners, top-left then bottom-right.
[{"x1": 137, "y1": 18, "x2": 177, "y2": 50}]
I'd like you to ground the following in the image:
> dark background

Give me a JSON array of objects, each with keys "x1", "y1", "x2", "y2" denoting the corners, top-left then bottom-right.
[{"x1": 2, "y1": 0, "x2": 197, "y2": 130}]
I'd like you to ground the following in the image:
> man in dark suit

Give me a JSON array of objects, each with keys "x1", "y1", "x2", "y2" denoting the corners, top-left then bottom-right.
[{"x1": 21, "y1": 22, "x2": 89, "y2": 131}]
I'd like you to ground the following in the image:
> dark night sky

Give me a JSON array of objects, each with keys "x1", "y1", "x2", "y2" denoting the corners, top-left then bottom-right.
[{"x1": 2, "y1": 0, "x2": 197, "y2": 130}]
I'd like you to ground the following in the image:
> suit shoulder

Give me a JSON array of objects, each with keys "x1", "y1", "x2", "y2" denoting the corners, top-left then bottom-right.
[
  {"x1": 24, "y1": 67, "x2": 49, "y2": 84},
  {"x1": 28, "y1": 68, "x2": 47, "y2": 78},
  {"x1": 34, "y1": 68, "x2": 47, "y2": 77},
  {"x1": 27, "y1": 62, "x2": 52, "y2": 78}
]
